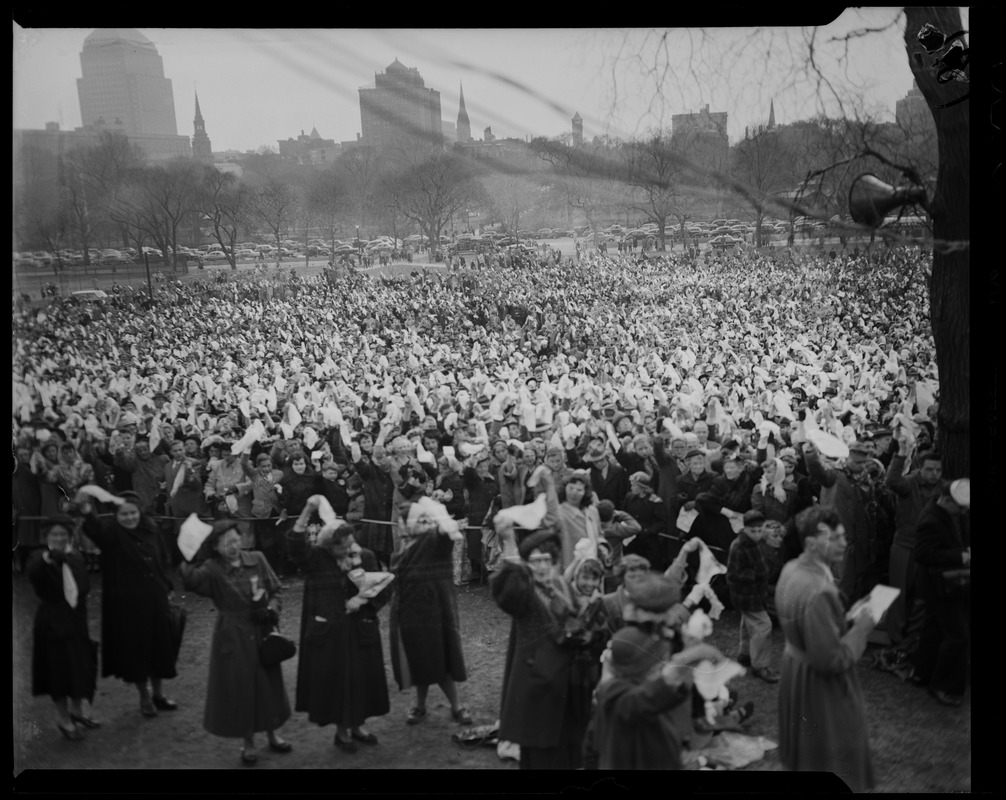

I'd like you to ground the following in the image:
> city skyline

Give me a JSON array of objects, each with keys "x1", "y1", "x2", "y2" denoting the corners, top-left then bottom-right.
[{"x1": 13, "y1": 17, "x2": 962, "y2": 156}]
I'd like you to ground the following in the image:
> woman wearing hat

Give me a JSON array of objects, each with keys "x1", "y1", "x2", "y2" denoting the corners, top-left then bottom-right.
[
  {"x1": 77, "y1": 491, "x2": 180, "y2": 718},
  {"x1": 287, "y1": 500, "x2": 392, "y2": 754},
  {"x1": 491, "y1": 524, "x2": 594, "y2": 769},
  {"x1": 180, "y1": 519, "x2": 293, "y2": 765},
  {"x1": 26, "y1": 517, "x2": 99, "y2": 741},
  {"x1": 389, "y1": 496, "x2": 472, "y2": 727},
  {"x1": 31, "y1": 440, "x2": 65, "y2": 522}
]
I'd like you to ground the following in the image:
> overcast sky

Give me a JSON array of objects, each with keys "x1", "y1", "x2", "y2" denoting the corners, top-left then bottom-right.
[{"x1": 13, "y1": 13, "x2": 968, "y2": 154}]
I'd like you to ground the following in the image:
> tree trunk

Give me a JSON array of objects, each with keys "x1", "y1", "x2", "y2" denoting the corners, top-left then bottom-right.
[{"x1": 904, "y1": 7, "x2": 969, "y2": 477}]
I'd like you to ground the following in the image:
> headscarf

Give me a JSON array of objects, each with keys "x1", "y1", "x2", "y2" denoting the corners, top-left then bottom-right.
[{"x1": 759, "y1": 457, "x2": 788, "y2": 503}]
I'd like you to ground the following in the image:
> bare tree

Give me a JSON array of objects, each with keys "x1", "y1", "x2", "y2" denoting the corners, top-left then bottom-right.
[
  {"x1": 307, "y1": 167, "x2": 350, "y2": 255},
  {"x1": 197, "y1": 167, "x2": 254, "y2": 270},
  {"x1": 249, "y1": 180, "x2": 300, "y2": 266},
  {"x1": 730, "y1": 127, "x2": 793, "y2": 245},
  {"x1": 339, "y1": 145, "x2": 384, "y2": 235},
  {"x1": 480, "y1": 173, "x2": 542, "y2": 243},
  {"x1": 385, "y1": 151, "x2": 483, "y2": 250}
]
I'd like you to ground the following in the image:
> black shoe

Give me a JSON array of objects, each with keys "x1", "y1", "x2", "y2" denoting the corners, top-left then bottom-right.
[
  {"x1": 71, "y1": 714, "x2": 101, "y2": 729},
  {"x1": 929, "y1": 689, "x2": 963, "y2": 707},
  {"x1": 151, "y1": 695, "x2": 178, "y2": 711},
  {"x1": 351, "y1": 730, "x2": 379, "y2": 746},
  {"x1": 334, "y1": 735, "x2": 359, "y2": 754},
  {"x1": 240, "y1": 747, "x2": 258, "y2": 766},
  {"x1": 268, "y1": 739, "x2": 293, "y2": 754}
]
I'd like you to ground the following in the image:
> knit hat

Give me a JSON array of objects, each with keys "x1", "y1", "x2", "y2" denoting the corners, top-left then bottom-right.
[
  {"x1": 609, "y1": 626, "x2": 667, "y2": 678},
  {"x1": 624, "y1": 573, "x2": 681, "y2": 611},
  {"x1": 518, "y1": 529, "x2": 562, "y2": 562}
]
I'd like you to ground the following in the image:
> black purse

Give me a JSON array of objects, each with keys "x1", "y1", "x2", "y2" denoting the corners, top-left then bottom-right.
[
  {"x1": 167, "y1": 602, "x2": 188, "y2": 661},
  {"x1": 259, "y1": 623, "x2": 297, "y2": 668},
  {"x1": 936, "y1": 568, "x2": 970, "y2": 600}
]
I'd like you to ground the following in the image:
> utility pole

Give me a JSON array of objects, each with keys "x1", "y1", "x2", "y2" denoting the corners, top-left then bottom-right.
[{"x1": 144, "y1": 252, "x2": 154, "y2": 303}]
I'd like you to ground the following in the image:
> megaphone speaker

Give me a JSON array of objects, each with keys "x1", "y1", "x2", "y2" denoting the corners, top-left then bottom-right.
[{"x1": 848, "y1": 173, "x2": 927, "y2": 228}]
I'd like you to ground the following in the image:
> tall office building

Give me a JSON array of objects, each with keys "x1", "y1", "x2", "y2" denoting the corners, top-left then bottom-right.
[
  {"x1": 456, "y1": 82, "x2": 472, "y2": 144},
  {"x1": 191, "y1": 92, "x2": 213, "y2": 164},
  {"x1": 77, "y1": 28, "x2": 178, "y2": 136},
  {"x1": 359, "y1": 59, "x2": 443, "y2": 153}
]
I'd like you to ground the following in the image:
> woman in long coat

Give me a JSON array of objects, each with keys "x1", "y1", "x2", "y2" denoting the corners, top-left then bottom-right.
[
  {"x1": 13, "y1": 441, "x2": 43, "y2": 573},
  {"x1": 490, "y1": 524, "x2": 585, "y2": 770},
  {"x1": 180, "y1": 520, "x2": 293, "y2": 765},
  {"x1": 27, "y1": 517, "x2": 98, "y2": 741},
  {"x1": 389, "y1": 496, "x2": 471, "y2": 726},
  {"x1": 287, "y1": 499, "x2": 392, "y2": 753},
  {"x1": 353, "y1": 447, "x2": 396, "y2": 568},
  {"x1": 78, "y1": 491, "x2": 178, "y2": 718}
]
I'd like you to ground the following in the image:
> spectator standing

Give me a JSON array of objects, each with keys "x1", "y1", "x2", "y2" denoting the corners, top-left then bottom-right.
[
  {"x1": 775, "y1": 507, "x2": 876, "y2": 792},
  {"x1": 911, "y1": 479, "x2": 970, "y2": 707},
  {"x1": 726, "y1": 510, "x2": 779, "y2": 682},
  {"x1": 883, "y1": 444, "x2": 942, "y2": 653}
]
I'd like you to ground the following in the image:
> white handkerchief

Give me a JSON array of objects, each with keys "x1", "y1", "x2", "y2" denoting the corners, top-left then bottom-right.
[
  {"x1": 692, "y1": 659, "x2": 747, "y2": 701},
  {"x1": 76, "y1": 484, "x2": 126, "y2": 506},
  {"x1": 676, "y1": 508, "x2": 699, "y2": 533},
  {"x1": 178, "y1": 514, "x2": 213, "y2": 562}
]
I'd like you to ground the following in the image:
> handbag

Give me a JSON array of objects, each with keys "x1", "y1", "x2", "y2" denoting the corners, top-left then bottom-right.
[
  {"x1": 167, "y1": 602, "x2": 188, "y2": 661},
  {"x1": 936, "y1": 568, "x2": 970, "y2": 600},
  {"x1": 259, "y1": 624, "x2": 297, "y2": 668}
]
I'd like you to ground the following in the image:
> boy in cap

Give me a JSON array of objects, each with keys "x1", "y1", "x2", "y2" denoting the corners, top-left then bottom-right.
[
  {"x1": 726, "y1": 510, "x2": 779, "y2": 682},
  {"x1": 590, "y1": 626, "x2": 723, "y2": 770},
  {"x1": 621, "y1": 472, "x2": 668, "y2": 570}
]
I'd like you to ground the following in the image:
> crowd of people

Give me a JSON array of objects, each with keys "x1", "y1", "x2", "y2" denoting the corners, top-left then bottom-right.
[{"x1": 13, "y1": 243, "x2": 969, "y2": 779}]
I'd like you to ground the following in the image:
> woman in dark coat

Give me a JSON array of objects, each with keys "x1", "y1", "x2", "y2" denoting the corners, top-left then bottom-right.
[
  {"x1": 389, "y1": 496, "x2": 471, "y2": 726},
  {"x1": 27, "y1": 517, "x2": 98, "y2": 741},
  {"x1": 489, "y1": 524, "x2": 585, "y2": 770},
  {"x1": 13, "y1": 442, "x2": 43, "y2": 573},
  {"x1": 78, "y1": 491, "x2": 179, "y2": 718},
  {"x1": 353, "y1": 447, "x2": 396, "y2": 568},
  {"x1": 287, "y1": 498, "x2": 392, "y2": 753},
  {"x1": 179, "y1": 520, "x2": 293, "y2": 765}
]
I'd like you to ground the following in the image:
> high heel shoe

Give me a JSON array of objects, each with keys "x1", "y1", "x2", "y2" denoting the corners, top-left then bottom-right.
[{"x1": 58, "y1": 721, "x2": 84, "y2": 741}]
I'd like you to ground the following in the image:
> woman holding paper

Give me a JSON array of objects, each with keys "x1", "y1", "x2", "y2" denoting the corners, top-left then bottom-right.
[
  {"x1": 77, "y1": 490, "x2": 179, "y2": 718},
  {"x1": 27, "y1": 517, "x2": 98, "y2": 741},
  {"x1": 179, "y1": 520, "x2": 293, "y2": 765},
  {"x1": 287, "y1": 497, "x2": 392, "y2": 753}
]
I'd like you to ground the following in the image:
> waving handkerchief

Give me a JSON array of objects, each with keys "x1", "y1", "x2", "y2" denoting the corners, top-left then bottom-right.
[
  {"x1": 75, "y1": 485, "x2": 126, "y2": 506},
  {"x1": 178, "y1": 514, "x2": 213, "y2": 562}
]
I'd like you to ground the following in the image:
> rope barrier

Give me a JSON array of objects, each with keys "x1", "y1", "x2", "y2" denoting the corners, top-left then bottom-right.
[{"x1": 18, "y1": 512, "x2": 728, "y2": 553}]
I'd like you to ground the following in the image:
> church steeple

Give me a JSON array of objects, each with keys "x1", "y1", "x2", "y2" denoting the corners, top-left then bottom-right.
[
  {"x1": 192, "y1": 90, "x2": 213, "y2": 165},
  {"x1": 768, "y1": 99, "x2": 776, "y2": 129},
  {"x1": 456, "y1": 81, "x2": 471, "y2": 144}
]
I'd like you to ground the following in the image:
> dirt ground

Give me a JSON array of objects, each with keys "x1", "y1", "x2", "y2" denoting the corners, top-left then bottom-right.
[{"x1": 12, "y1": 566, "x2": 971, "y2": 790}]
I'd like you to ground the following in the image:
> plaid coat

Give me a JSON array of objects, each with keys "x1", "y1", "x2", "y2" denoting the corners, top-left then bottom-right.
[{"x1": 726, "y1": 531, "x2": 769, "y2": 613}]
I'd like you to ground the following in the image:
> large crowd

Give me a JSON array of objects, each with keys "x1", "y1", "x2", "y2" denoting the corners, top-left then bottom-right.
[{"x1": 13, "y1": 244, "x2": 970, "y2": 782}]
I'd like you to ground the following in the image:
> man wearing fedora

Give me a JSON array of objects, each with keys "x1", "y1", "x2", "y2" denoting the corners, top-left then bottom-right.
[{"x1": 911, "y1": 478, "x2": 970, "y2": 707}]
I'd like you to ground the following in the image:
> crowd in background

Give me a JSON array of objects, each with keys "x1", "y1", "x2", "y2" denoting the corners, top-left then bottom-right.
[{"x1": 13, "y1": 244, "x2": 969, "y2": 774}]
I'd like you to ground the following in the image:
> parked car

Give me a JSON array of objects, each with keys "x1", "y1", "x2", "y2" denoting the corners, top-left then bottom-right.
[
  {"x1": 234, "y1": 249, "x2": 258, "y2": 260},
  {"x1": 203, "y1": 250, "x2": 230, "y2": 261}
]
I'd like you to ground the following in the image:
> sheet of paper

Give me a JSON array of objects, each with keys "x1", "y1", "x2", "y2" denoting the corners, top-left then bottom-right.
[
  {"x1": 846, "y1": 584, "x2": 901, "y2": 622},
  {"x1": 677, "y1": 508, "x2": 699, "y2": 533}
]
